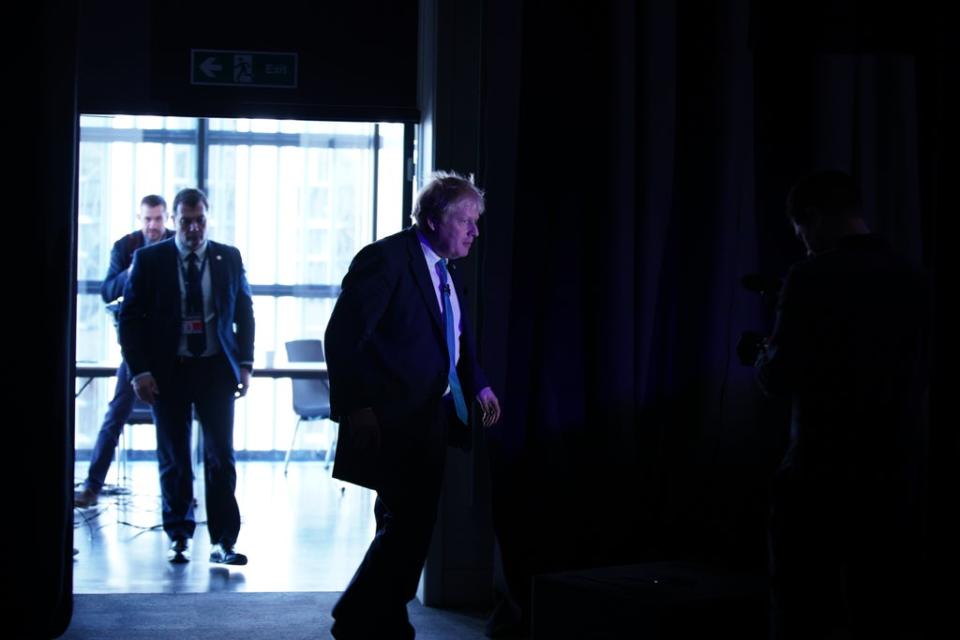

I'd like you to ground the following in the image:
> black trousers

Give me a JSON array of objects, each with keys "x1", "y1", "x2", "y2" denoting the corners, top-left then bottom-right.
[
  {"x1": 331, "y1": 401, "x2": 450, "y2": 639},
  {"x1": 153, "y1": 354, "x2": 241, "y2": 545}
]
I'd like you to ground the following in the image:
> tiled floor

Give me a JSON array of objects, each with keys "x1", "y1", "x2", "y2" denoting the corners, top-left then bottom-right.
[{"x1": 72, "y1": 459, "x2": 376, "y2": 594}]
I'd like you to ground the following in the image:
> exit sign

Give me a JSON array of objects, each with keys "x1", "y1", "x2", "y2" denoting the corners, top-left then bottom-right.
[{"x1": 191, "y1": 49, "x2": 298, "y2": 88}]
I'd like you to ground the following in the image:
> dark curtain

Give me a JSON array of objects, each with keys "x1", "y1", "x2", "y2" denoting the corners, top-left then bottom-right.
[
  {"x1": 13, "y1": 1, "x2": 78, "y2": 637},
  {"x1": 482, "y1": 0, "x2": 945, "y2": 624}
]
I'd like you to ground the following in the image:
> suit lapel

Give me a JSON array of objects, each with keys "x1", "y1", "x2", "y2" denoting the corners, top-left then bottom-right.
[
  {"x1": 160, "y1": 240, "x2": 181, "y2": 309},
  {"x1": 405, "y1": 229, "x2": 444, "y2": 338}
]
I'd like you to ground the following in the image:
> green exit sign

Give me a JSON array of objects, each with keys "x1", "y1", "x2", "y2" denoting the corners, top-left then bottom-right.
[{"x1": 191, "y1": 49, "x2": 298, "y2": 88}]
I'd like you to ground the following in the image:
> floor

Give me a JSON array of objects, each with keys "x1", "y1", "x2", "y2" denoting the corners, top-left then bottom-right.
[
  {"x1": 73, "y1": 458, "x2": 376, "y2": 593},
  {"x1": 60, "y1": 592, "x2": 492, "y2": 640},
  {"x1": 69, "y1": 460, "x2": 496, "y2": 638}
]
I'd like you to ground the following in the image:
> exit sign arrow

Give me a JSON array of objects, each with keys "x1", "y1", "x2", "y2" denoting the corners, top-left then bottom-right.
[{"x1": 199, "y1": 57, "x2": 223, "y2": 78}]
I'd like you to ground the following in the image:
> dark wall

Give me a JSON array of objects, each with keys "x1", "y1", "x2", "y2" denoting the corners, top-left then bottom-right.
[
  {"x1": 79, "y1": 0, "x2": 419, "y2": 121},
  {"x1": 14, "y1": 1, "x2": 79, "y2": 637}
]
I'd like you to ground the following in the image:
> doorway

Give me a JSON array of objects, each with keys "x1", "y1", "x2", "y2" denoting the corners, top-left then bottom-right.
[{"x1": 73, "y1": 113, "x2": 412, "y2": 593}]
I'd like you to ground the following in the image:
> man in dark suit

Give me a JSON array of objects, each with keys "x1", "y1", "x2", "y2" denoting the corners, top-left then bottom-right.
[
  {"x1": 75, "y1": 195, "x2": 174, "y2": 508},
  {"x1": 745, "y1": 171, "x2": 929, "y2": 639},
  {"x1": 119, "y1": 188, "x2": 255, "y2": 565},
  {"x1": 326, "y1": 171, "x2": 501, "y2": 639}
]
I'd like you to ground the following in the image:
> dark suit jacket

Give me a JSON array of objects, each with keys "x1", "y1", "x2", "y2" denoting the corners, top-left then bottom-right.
[
  {"x1": 325, "y1": 227, "x2": 488, "y2": 452},
  {"x1": 756, "y1": 234, "x2": 929, "y2": 490},
  {"x1": 118, "y1": 238, "x2": 255, "y2": 386},
  {"x1": 100, "y1": 229, "x2": 176, "y2": 304}
]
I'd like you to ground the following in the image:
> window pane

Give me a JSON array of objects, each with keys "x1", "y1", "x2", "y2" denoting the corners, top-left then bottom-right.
[
  {"x1": 76, "y1": 115, "x2": 406, "y2": 455},
  {"x1": 206, "y1": 118, "x2": 380, "y2": 294},
  {"x1": 378, "y1": 123, "x2": 405, "y2": 237}
]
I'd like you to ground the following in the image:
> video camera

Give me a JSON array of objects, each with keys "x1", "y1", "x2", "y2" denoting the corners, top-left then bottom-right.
[{"x1": 736, "y1": 273, "x2": 782, "y2": 366}]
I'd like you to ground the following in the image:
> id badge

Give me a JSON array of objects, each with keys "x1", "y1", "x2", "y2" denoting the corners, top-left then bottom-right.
[{"x1": 182, "y1": 314, "x2": 204, "y2": 334}]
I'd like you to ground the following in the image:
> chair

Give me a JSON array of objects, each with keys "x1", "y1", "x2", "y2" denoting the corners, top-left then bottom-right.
[
  {"x1": 283, "y1": 339, "x2": 333, "y2": 475},
  {"x1": 116, "y1": 399, "x2": 155, "y2": 489}
]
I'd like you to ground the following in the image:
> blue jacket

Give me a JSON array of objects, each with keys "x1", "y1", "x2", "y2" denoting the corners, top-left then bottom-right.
[
  {"x1": 100, "y1": 229, "x2": 176, "y2": 304},
  {"x1": 118, "y1": 237, "x2": 255, "y2": 385}
]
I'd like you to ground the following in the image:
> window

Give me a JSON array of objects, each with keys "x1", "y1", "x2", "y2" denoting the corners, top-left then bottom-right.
[{"x1": 76, "y1": 115, "x2": 409, "y2": 454}]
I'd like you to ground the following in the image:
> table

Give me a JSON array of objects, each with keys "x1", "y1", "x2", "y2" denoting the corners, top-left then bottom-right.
[{"x1": 76, "y1": 361, "x2": 326, "y2": 381}]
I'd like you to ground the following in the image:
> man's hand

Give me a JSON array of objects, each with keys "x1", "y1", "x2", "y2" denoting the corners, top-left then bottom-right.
[
  {"x1": 737, "y1": 331, "x2": 767, "y2": 366},
  {"x1": 132, "y1": 373, "x2": 159, "y2": 405},
  {"x1": 476, "y1": 386, "x2": 501, "y2": 427},
  {"x1": 236, "y1": 368, "x2": 251, "y2": 398}
]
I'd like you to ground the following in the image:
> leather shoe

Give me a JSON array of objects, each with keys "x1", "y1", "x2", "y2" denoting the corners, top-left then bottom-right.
[
  {"x1": 74, "y1": 487, "x2": 99, "y2": 508},
  {"x1": 168, "y1": 538, "x2": 190, "y2": 564},
  {"x1": 210, "y1": 543, "x2": 247, "y2": 565}
]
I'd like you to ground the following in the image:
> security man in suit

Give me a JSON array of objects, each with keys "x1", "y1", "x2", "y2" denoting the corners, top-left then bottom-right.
[{"x1": 119, "y1": 188, "x2": 255, "y2": 565}]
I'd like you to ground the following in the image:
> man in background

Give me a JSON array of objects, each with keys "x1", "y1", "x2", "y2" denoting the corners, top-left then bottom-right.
[
  {"x1": 75, "y1": 195, "x2": 173, "y2": 508},
  {"x1": 745, "y1": 170, "x2": 929, "y2": 639}
]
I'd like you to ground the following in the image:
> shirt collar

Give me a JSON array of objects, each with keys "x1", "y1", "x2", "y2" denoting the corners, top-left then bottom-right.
[
  {"x1": 175, "y1": 236, "x2": 208, "y2": 262},
  {"x1": 415, "y1": 227, "x2": 444, "y2": 268}
]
